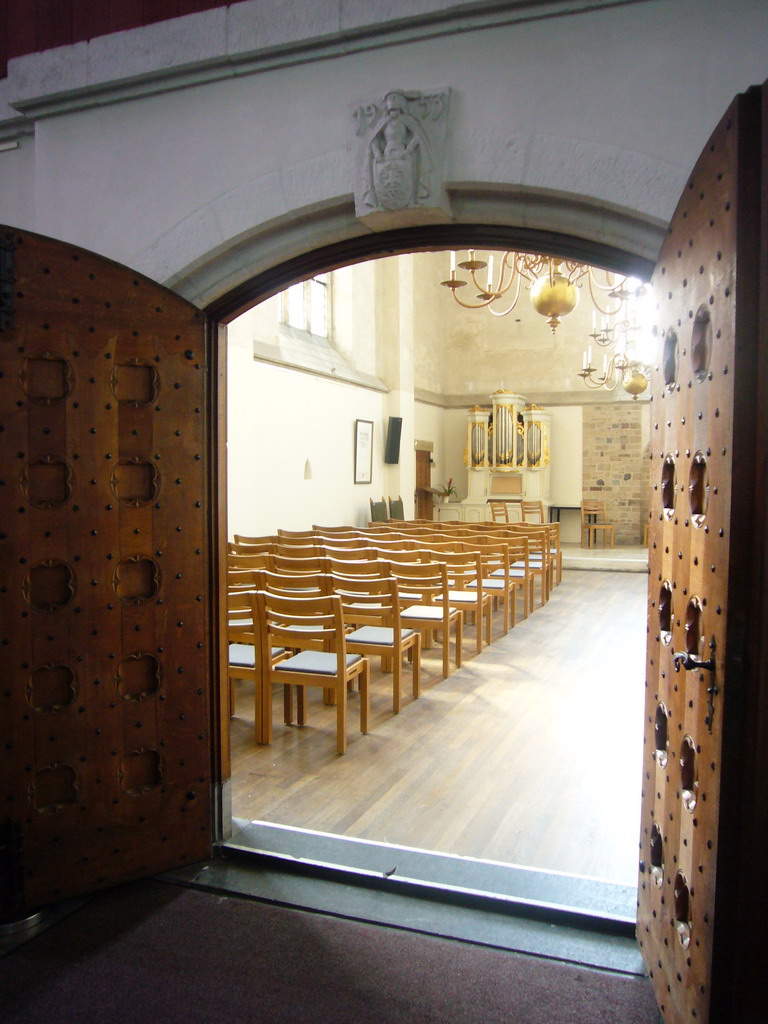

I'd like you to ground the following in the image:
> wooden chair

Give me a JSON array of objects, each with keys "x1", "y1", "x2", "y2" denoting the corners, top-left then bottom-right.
[
  {"x1": 460, "y1": 538, "x2": 530, "y2": 632},
  {"x1": 229, "y1": 541, "x2": 275, "y2": 556},
  {"x1": 388, "y1": 495, "x2": 405, "y2": 520},
  {"x1": 274, "y1": 538, "x2": 321, "y2": 552},
  {"x1": 369, "y1": 498, "x2": 389, "y2": 523},
  {"x1": 493, "y1": 526, "x2": 550, "y2": 606},
  {"x1": 331, "y1": 573, "x2": 421, "y2": 714},
  {"x1": 382, "y1": 560, "x2": 463, "y2": 679},
  {"x1": 521, "y1": 500, "x2": 544, "y2": 523},
  {"x1": 227, "y1": 588, "x2": 291, "y2": 737},
  {"x1": 470, "y1": 524, "x2": 548, "y2": 605},
  {"x1": 488, "y1": 500, "x2": 510, "y2": 523},
  {"x1": 317, "y1": 536, "x2": 373, "y2": 550},
  {"x1": 312, "y1": 525, "x2": 358, "y2": 535},
  {"x1": 581, "y1": 500, "x2": 615, "y2": 548},
  {"x1": 270, "y1": 553, "x2": 328, "y2": 575},
  {"x1": 320, "y1": 544, "x2": 375, "y2": 561},
  {"x1": 421, "y1": 548, "x2": 492, "y2": 654},
  {"x1": 228, "y1": 551, "x2": 272, "y2": 573},
  {"x1": 511, "y1": 521, "x2": 562, "y2": 589},
  {"x1": 233, "y1": 533, "x2": 278, "y2": 546},
  {"x1": 253, "y1": 591, "x2": 370, "y2": 754},
  {"x1": 367, "y1": 536, "x2": 416, "y2": 554},
  {"x1": 277, "y1": 528, "x2": 319, "y2": 539},
  {"x1": 272, "y1": 542, "x2": 322, "y2": 559}
]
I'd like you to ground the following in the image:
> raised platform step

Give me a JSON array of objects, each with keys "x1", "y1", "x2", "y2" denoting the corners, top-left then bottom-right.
[{"x1": 561, "y1": 544, "x2": 648, "y2": 573}]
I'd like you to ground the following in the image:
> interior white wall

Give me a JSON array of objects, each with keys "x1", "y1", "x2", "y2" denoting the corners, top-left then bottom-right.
[
  {"x1": 227, "y1": 341, "x2": 388, "y2": 535},
  {"x1": 1, "y1": 1, "x2": 766, "y2": 303}
]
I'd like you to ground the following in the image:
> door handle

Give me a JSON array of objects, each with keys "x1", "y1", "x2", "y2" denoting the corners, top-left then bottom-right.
[
  {"x1": 672, "y1": 651, "x2": 715, "y2": 673},
  {"x1": 672, "y1": 638, "x2": 718, "y2": 733}
]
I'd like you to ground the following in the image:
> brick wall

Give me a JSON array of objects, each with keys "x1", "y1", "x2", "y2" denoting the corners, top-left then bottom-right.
[{"x1": 582, "y1": 404, "x2": 649, "y2": 545}]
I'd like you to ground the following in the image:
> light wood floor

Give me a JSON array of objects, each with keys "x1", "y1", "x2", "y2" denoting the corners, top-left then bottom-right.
[{"x1": 230, "y1": 569, "x2": 647, "y2": 887}]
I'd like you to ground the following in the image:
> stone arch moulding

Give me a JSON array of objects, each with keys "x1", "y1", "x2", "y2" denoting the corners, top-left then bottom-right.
[{"x1": 167, "y1": 187, "x2": 663, "y2": 319}]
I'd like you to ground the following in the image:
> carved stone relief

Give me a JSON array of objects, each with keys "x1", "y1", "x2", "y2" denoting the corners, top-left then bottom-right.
[{"x1": 352, "y1": 88, "x2": 451, "y2": 228}]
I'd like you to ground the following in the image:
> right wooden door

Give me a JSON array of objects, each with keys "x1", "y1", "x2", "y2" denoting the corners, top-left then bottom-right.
[{"x1": 638, "y1": 83, "x2": 767, "y2": 1023}]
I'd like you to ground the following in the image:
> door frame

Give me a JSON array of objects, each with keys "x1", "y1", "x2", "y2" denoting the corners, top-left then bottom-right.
[{"x1": 208, "y1": 220, "x2": 655, "y2": 836}]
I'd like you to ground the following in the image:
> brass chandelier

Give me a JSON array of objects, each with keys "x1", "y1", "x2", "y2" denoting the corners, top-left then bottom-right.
[
  {"x1": 440, "y1": 249, "x2": 637, "y2": 334},
  {"x1": 440, "y1": 248, "x2": 653, "y2": 398},
  {"x1": 578, "y1": 288, "x2": 653, "y2": 399}
]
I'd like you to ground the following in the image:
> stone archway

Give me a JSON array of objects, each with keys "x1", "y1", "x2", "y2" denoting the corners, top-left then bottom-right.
[{"x1": 171, "y1": 192, "x2": 662, "y2": 319}]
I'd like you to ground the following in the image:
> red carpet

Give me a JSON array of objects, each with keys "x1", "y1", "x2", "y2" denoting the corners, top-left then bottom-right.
[{"x1": 0, "y1": 879, "x2": 659, "y2": 1023}]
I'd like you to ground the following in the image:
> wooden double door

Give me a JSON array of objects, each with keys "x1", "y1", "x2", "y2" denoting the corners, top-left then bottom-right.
[{"x1": 2, "y1": 81, "x2": 768, "y2": 1024}]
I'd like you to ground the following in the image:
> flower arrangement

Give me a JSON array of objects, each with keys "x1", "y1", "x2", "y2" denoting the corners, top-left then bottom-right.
[{"x1": 438, "y1": 478, "x2": 457, "y2": 499}]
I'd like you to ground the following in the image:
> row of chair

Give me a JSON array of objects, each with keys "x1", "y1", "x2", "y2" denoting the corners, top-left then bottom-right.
[
  {"x1": 227, "y1": 520, "x2": 562, "y2": 755},
  {"x1": 370, "y1": 496, "x2": 404, "y2": 521}
]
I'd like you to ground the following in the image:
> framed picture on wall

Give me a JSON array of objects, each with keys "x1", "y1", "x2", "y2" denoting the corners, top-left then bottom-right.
[{"x1": 354, "y1": 419, "x2": 373, "y2": 484}]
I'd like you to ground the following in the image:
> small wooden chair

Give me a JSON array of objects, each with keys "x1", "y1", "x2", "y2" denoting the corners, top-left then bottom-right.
[
  {"x1": 331, "y1": 573, "x2": 421, "y2": 714},
  {"x1": 227, "y1": 588, "x2": 291, "y2": 736},
  {"x1": 369, "y1": 498, "x2": 389, "y2": 523},
  {"x1": 521, "y1": 500, "x2": 544, "y2": 523},
  {"x1": 382, "y1": 560, "x2": 463, "y2": 679},
  {"x1": 388, "y1": 495, "x2": 405, "y2": 520},
  {"x1": 421, "y1": 548, "x2": 492, "y2": 654},
  {"x1": 460, "y1": 538, "x2": 530, "y2": 634},
  {"x1": 581, "y1": 500, "x2": 615, "y2": 548},
  {"x1": 254, "y1": 591, "x2": 370, "y2": 754},
  {"x1": 488, "y1": 500, "x2": 510, "y2": 523},
  {"x1": 234, "y1": 533, "x2": 278, "y2": 546}
]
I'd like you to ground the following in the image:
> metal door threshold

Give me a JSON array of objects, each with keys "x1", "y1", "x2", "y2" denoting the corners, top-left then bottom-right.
[{"x1": 163, "y1": 819, "x2": 643, "y2": 976}]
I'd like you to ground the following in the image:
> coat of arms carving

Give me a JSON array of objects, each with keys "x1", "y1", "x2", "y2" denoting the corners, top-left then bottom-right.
[{"x1": 352, "y1": 89, "x2": 452, "y2": 228}]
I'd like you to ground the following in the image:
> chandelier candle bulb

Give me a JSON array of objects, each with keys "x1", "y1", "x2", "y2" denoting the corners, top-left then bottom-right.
[
  {"x1": 487, "y1": 254, "x2": 494, "y2": 292},
  {"x1": 450, "y1": 250, "x2": 456, "y2": 273}
]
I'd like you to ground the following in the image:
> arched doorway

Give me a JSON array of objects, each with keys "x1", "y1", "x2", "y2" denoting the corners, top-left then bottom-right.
[{"x1": 210, "y1": 223, "x2": 653, "y2": 914}]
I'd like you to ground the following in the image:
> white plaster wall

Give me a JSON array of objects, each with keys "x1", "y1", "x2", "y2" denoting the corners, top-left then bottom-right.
[
  {"x1": 413, "y1": 400, "x2": 444, "y2": 493},
  {"x1": 227, "y1": 342, "x2": 388, "y2": 535},
  {"x1": 0, "y1": 0, "x2": 766, "y2": 302},
  {"x1": 444, "y1": 408, "x2": 470, "y2": 502}
]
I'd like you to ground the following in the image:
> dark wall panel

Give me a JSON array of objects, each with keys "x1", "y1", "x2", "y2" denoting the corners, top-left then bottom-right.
[
  {"x1": 36, "y1": 0, "x2": 74, "y2": 53},
  {"x1": 73, "y1": 0, "x2": 114, "y2": 41}
]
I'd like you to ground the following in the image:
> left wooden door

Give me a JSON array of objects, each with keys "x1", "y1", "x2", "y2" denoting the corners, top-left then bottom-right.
[{"x1": 0, "y1": 227, "x2": 216, "y2": 914}]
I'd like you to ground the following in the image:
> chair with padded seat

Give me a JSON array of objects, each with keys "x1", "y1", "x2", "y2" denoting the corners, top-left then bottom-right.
[
  {"x1": 227, "y1": 587, "x2": 291, "y2": 739},
  {"x1": 382, "y1": 559, "x2": 463, "y2": 679},
  {"x1": 331, "y1": 573, "x2": 421, "y2": 714},
  {"x1": 253, "y1": 591, "x2": 370, "y2": 755},
  {"x1": 420, "y1": 547, "x2": 492, "y2": 654},
  {"x1": 460, "y1": 537, "x2": 530, "y2": 633}
]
